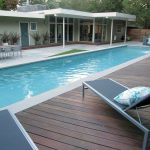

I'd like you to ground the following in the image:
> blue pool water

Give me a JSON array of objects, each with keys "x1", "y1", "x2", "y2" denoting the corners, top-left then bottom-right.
[{"x1": 0, "y1": 46, "x2": 150, "y2": 108}]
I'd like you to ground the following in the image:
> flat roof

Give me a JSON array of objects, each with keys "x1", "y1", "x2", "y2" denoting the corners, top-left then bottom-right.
[
  {"x1": 0, "y1": 8, "x2": 136, "y2": 21},
  {"x1": 32, "y1": 8, "x2": 136, "y2": 21},
  {"x1": 0, "y1": 10, "x2": 45, "y2": 19}
]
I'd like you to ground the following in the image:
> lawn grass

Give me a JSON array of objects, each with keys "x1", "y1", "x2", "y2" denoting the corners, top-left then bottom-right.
[{"x1": 51, "y1": 49, "x2": 87, "y2": 57}]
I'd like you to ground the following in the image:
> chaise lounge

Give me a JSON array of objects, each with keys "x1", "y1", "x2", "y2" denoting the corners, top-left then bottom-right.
[
  {"x1": 82, "y1": 78, "x2": 150, "y2": 150},
  {"x1": 0, "y1": 109, "x2": 38, "y2": 150}
]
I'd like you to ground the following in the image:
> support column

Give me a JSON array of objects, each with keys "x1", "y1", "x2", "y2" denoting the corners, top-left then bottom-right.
[
  {"x1": 73, "y1": 18, "x2": 75, "y2": 42},
  {"x1": 105, "y1": 20, "x2": 108, "y2": 42},
  {"x1": 48, "y1": 16, "x2": 50, "y2": 43},
  {"x1": 92, "y1": 18, "x2": 95, "y2": 43},
  {"x1": 55, "y1": 16, "x2": 57, "y2": 44},
  {"x1": 67, "y1": 18, "x2": 69, "y2": 42},
  {"x1": 78, "y1": 19, "x2": 80, "y2": 42},
  {"x1": 110, "y1": 19, "x2": 114, "y2": 45},
  {"x1": 63, "y1": 17, "x2": 65, "y2": 48},
  {"x1": 26, "y1": 0, "x2": 29, "y2": 5},
  {"x1": 101, "y1": 18, "x2": 104, "y2": 42},
  {"x1": 124, "y1": 20, "x2": 128, "y2": 43}
]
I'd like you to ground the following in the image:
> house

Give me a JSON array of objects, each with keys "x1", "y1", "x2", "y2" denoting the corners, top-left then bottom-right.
[{"x1": 0, "y1": 7, "x2": 136, "y2": 48}]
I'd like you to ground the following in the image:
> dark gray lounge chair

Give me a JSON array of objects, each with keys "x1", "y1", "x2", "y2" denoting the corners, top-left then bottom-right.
[
  {"x1": 0, "y1": 109, "x2": 38, "y2": 150},
  {"x1": 82, "y1": 78, "x2": 150, "y2": 150}
]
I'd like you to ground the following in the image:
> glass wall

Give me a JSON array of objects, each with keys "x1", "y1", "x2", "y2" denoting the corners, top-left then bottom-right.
[
  {"x1": 50, "y1": 24, "x2": 55, "y2": 43},
  {"x1": 80, "y1": 19, "x2": 93, "y2": 41},
  {"x1": 80, "y1": 19, "x2": 108, "y2": 43},
  {"x1": 49, "y1": 16, "x2": 108, "y2": 44},
  {"x1": 49, "y1": 16, "x2": 73, "y2": 43}
]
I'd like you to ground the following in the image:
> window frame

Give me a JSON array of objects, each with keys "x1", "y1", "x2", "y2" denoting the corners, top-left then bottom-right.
[
  {"x1": 30, "y1": 22, "x2": 37, "y2": 31},
  {"x1": 116, "y1": 24, "x2": 122, "y2": 33}
]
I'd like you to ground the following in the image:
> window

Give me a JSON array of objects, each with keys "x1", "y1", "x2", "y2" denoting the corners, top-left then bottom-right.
[
  {"x1": 49, "y1": 16, "x2": 55, "y2": 23},
  {"x1": 30, "y1": 22, "x2": 37, "y2": 31},
  {"x1": 116, "y1": 24, "x2": 122, "y2": 33}
]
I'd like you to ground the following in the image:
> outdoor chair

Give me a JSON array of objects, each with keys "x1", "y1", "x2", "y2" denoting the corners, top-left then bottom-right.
[
  {"x1": 0, "y1": 109, "x2": 38, "y2": 150},
  {"x1": 82, "y1": 78, "x2": 150, "y2": 150},
  {"x1": 0, "y1": 47, "x2": 4, "y2": 58},
  {"x1": 0, "y1": 45, "x2": 22, "y2": 59},
  {"x1": 4, "y1": 46, "x2": 12, "y2": 58},
  {"x1": 0, "y1": 47, "x2": 7, "y2": 59},
  {"x1": 143, "y1": 38, "x2": 150, "y2": 46},
  {"x1": 11, "y1": 45, "x2": 22, "y2": 57}
]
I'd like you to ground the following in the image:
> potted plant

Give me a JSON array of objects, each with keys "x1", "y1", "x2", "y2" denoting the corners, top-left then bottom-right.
[
  {"x1": 31, "y1": 32, "x2": 41, "y2": 45},
  {"x1": 9, "y1": 32, "x2": 20, "y2": 45},
  {"x1": 42, "y1": 31, "x2": 49, "y2": 45},
  {"x1": 1, "y1": 32, "x2": 9, "y2": 45}
]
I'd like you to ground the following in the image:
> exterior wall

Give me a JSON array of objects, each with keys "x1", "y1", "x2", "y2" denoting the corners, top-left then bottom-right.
[
  {"x1": 0, "y1": 15, "x2": 127, "y2": 46},
  {"x1": 29, "y1": 17, "x2": 48, "y2": 45},
  {"x1": 0, "y1": 16, "x2": 47, "y2": 46},
  {"x1": 0, "y1": 17, "x2": 19, "y2": 33},
  {"x1": 0, "y1": 17, "x2": 19, "y2": 45}
]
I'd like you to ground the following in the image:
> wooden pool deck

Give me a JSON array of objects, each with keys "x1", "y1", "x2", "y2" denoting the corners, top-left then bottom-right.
[{"x1": 17, "y1": 57, "x2": 150, "y2": 150}]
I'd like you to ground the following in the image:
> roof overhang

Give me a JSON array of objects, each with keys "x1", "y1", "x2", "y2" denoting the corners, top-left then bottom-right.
[
  {"x1": 0, "y1": 10, "x2": 45, "y2": 19},
  {"x1": 93, "y1": 12, "x2": 136, "y2": 21},
  {"x1": 32, "y1": 8, "x2": 94, "y2": 19},
  {"x1": 0, "y1": 8, "x2": 136, "y2": 21},
  {"x1": 32, "y1": 8, "x2": 136, "y2": 21}
]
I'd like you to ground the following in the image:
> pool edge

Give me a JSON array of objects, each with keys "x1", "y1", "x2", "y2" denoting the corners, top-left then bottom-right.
[
  {"x1": 1, "y1": 52, "x2": 150, "y2": 114},
  {"x1": 0, "y1": 44, "x2": 127, "y2": 69}
]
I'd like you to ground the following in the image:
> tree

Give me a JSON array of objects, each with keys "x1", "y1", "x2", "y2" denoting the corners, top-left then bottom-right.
[
  {"x1": 46, "y1": 0, "x2": 59, "y2": 9},
  {"x1": 30, "y1": 0, "x2": 46, "y2": 5},
  {"x1": 88, "y1": 0, "x2": 123, "y2": 12},
  {"x1": 19, "y1": 0, "x2": 46, "y2": 5},
  {"x1": 18, "y1": 0, "x2": 27, "y2": 5},
  {"x1": 0, "y1": 0, "x2": 5, "y2": 10},
  {"x1": 123, "y1": 0, "x2": 150, "y2": 28},
  {"x1": 59, "y1": 0, "x2": 90, "y2": 11},
  {"x1": 5, "y1": 0, "x2": 18, "y2": 10}
]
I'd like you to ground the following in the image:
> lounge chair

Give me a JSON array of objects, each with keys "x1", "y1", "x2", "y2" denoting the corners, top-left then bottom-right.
[
  {"x1": 82, "y1": 78, "x2": 150, "y2": 150},
  {"x1": 0, "y1": 109, "x2": 38, "y2": 150},
  {"x1": 143, "y1": 37, "x2": 150, "y2": 46}
]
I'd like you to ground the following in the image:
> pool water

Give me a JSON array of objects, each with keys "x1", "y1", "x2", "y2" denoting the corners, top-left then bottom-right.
[{"x1": 0, "y1": 46, "x2": 150, "y2": 107}]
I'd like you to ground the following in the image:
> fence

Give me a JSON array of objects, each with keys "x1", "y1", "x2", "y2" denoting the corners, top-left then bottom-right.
[{"x1": 127, "y1": 29, "x2": 150, "y2": 41}]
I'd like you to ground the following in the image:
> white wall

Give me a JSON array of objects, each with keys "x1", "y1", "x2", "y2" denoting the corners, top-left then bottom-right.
[{"x1": 0, "y1": 17, "x2": 47, "y2": 46}]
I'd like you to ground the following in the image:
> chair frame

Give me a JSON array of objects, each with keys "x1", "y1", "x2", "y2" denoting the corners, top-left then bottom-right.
[
  {"x1": 0, "y1": 109, "x2": 38, "y2": 150},
  {"x1": 82, "y1": 78, "x2": 150, "y2": 150}
]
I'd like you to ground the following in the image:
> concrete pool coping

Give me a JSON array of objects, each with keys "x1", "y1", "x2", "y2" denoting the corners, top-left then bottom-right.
[
  {"x1": 1, "y1": 49, "x2": 150, "y2": 114},
  {"x1": 0, "y1": 44, "x2": 128, "y2": 69}
]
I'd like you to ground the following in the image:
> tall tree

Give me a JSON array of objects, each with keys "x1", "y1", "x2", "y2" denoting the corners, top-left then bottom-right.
[
  {"x1": 5, "y1": 0, "x2": 18, "y2": 10},
  {"x1": 46, "y1": 0, "x2": 59, "y2": 9},
  {"x1": 19, "y1": 0, "x2": 46, "y2": 5},
  {"x1": 88, "y1": 0, "x2": 123, "y2": 12},
  {"x1": 123, "y1": 0, "x2": 150, "y2": 28},
  {"x1": 0, "y1": 0, "x2": 5, "y2": 9},
  {"x1": 59, "y1": 0, "x2": 90, "y2": 11},
  {"x1": 30, "y1": 0, "x2": 46, "y2": 5},
  {"x1": 18, "y1": 0, "x2": 26, "y2": 5}
]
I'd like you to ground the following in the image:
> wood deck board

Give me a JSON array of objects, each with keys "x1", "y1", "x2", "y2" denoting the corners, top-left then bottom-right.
[{"x1": 17, "y1": 57, "x2": 150, "y2": 150}]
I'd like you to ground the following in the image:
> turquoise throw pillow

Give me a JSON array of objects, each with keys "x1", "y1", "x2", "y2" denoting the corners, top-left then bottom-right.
[{"x1": 114, "y1": 87, "x2": 150, "y2": 106}]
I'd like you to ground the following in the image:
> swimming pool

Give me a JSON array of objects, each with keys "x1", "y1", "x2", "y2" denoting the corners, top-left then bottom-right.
[{"x1": 0, "y1": 46, "x2": 150, "y2": 108}]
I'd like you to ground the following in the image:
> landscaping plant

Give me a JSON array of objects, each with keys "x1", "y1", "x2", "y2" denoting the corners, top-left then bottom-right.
[
  {"x1": 9, "y1": 32, "x2": 20, "y2": 45},
  {"x1": 31, "y1": 32, "x2": 41, "y2": 45}
]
